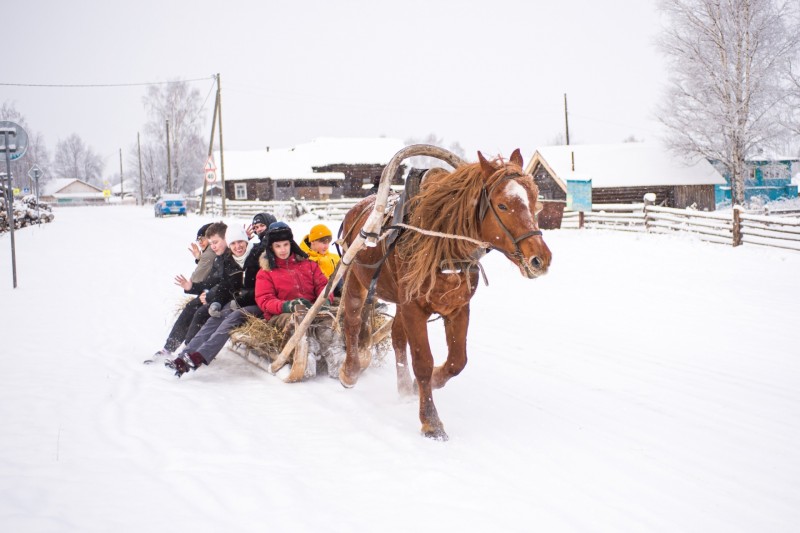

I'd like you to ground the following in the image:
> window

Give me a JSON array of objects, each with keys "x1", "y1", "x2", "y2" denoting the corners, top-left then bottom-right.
[{"x1": 234, "y1": 183, "x2": 247, "y2": 200}]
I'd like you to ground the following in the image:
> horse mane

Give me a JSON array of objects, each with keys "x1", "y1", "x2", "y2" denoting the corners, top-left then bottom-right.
[{"x1": 396, "y1": 156, "x2": 524, "y2": 303}]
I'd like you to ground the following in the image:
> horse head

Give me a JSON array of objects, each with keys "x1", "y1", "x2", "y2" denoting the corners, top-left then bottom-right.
[{"x1": 477, "y1": 149, "x2": 552, "y2": 279}]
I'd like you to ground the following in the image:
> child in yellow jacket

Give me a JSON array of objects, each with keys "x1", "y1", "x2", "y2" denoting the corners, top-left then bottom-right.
[{"x1": 299, "y1": 224, "x2": 340, "y2": 279}]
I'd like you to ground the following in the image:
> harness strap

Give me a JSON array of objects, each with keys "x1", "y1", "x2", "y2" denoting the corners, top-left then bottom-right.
[{"x1": 365, "y1": 225, "x2": 403, "y2": 306}]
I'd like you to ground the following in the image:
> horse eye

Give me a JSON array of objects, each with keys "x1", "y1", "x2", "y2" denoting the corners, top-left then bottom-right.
[{"x1": 498, "y1": 203, "x2": 508, "y2": 211}]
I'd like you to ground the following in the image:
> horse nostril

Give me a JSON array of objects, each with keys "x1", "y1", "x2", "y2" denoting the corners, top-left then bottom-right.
[{"x1": 530, "y1": 256, "x2": 542, "y2": 269}]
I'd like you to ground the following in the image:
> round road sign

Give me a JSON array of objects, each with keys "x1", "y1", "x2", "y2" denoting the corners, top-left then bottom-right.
[{"x1": 0, "y1": 121, "x2": 28, "y2": 161}]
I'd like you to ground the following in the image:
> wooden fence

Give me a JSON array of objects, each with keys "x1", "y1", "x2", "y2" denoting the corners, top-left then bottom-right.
[
  {"x1": 199, "y1": 196, "x2": 800, "y2": 252},
  {"x1": 562, "y1": 204, "x2": 800, "y2": 252},
  {"x1": 201, "y1": 198, "x2": 362, "y2": 221}
]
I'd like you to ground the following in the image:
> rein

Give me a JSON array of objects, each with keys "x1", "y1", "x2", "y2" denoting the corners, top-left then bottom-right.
[{"x1": 479, "y1": 173, "x2": 543, "y2": 270}]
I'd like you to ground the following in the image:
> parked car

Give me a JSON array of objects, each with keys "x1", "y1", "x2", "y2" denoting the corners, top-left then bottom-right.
[{"x1": 154, "y1": 194, "x2": 187, "y2": 217}]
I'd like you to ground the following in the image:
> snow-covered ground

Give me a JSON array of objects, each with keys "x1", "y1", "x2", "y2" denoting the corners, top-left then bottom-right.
[{"x1": 1, "y1": 205, "x2": 798, "y2": 533}]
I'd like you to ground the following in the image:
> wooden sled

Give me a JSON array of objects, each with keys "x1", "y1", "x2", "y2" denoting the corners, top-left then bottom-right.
[{"x1": 229, "y1": 308, "x2": 393, "y2": 383}]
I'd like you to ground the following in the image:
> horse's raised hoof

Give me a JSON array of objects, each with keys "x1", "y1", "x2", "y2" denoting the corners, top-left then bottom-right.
[{"x1": 421, "y1": 424, "x2": 449, "y2": 441}]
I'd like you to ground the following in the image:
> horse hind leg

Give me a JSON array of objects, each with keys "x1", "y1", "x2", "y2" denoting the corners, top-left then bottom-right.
[
  {"x1": 392, "y1": 307, "x2": 415, "y2": 396},
  {"x1": 356, "y1": 299, "x2": 375, "y2": 370},
  {"x1": 339, "y1": 277, "x2": 368, "y2": 388}
]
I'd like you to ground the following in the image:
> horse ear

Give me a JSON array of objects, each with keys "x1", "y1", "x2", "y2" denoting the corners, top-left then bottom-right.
[
  {"x1": 478, "y1": 151, "x2": 497, "y2": 177},
  {"x1": 510, "y1": 148, "x2": 523, "y2": 168}
]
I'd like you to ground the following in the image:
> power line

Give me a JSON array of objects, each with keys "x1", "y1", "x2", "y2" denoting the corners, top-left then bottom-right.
[{"x1": 0, "y1": 76, "x2": 216, "y2": 88}]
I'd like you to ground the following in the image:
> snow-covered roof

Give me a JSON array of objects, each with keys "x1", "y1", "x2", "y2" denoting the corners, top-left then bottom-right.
[
  {"x1": 41, "y1": 178, "x2": 103, "y2": 196},
  {"x1": 300, "y1": 137, "x2": 406, "y2": 166},
  {"x1": 216, "y1": 137, "x2": 405, "y2": 182},
  {"x1": 528, "y1": 142, "x2": 726, "y2": 190},
  {"x1": 191, "y1": 183, "x2": 222, "y2": 197}
]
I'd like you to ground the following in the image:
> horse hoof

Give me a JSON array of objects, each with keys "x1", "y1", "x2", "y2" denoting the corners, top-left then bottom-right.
[
  {"x1": 421, "y1": 425, "x2": 449, "y2": 441},
  {"x1": 338, "y1": 367, "x2": 359, "y2": 389}
]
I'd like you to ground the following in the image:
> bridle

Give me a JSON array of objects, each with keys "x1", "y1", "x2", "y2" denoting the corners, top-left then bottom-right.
[{"x1": 478, "y1": 172, "x2": 543, "y2": 268}]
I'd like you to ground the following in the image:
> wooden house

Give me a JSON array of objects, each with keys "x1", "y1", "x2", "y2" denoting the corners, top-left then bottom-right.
[
  {"x1": 217, "y1": 137, "x2": 406, "y2": 201},
  {"x1": 40, "y1": 178, "x2": 106, "y2": 206},
  {"x1": 712, "y1": 156, "x2": 799, "y2": 204},
  {"x1": 525, "y1": 143, "x2": 726, "y2": 210}
]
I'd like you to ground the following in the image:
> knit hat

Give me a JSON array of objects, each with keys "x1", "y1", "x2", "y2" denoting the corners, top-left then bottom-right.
[
  {"x1": 309, "y1": 224, "x2": 332, "y2": 242},
  {"x1": 197, "y1": 223, "x2": 212, "y2": 239},
  {"x1": 226, "y1": 226, "x2": 249, "y2": 245},
  {"x1": 252, "y1": 212, "x2": 277, "y2": 228}
]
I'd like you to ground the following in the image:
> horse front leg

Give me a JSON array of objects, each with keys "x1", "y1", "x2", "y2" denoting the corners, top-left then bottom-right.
[
  {"x1": 401, "y1": 303, "x2": 447, "y2": 440},
  {"x1": 392, "y1": 307, "x2": 414, "y2": 396},
  {"x1": 431, "y1": 305, "x2": 470, "y2": 390},
  {"x1": 339, "y1": 277, "x2": 367, "y2": 388}
]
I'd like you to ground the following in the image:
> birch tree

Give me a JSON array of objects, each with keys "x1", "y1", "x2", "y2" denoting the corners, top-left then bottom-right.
[
  {"x1": 53, "y1": 134, "x2": 104, "y2": 185},
  {"x1": 657, "y1": 0, "x2": 800, "y2": 205},
  {"x1": 142, "y1": 80, "x2": 206, "y2": 194}
]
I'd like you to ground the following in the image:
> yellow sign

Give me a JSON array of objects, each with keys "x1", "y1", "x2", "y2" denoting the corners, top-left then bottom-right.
[
  {"x1": 103, "y1": 189, "x2": 111, "y2": 198},
  {"x1": 12, "y1": 188, "x2": 20, "y2": 196}
]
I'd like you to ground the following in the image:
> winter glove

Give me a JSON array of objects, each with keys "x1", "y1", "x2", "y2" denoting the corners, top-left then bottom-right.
[
  {"x1": 208, "y1": 302, "x2": 222, "y2": 317},
  {"x1": 281, "y1": 298, "x2": 312, "y2": 313}
]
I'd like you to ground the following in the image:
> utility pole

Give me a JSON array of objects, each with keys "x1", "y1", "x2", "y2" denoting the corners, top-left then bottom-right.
[
  {"x1": 166, "y1": 119, "x2": 172, "y2": 193},
  {"x1": 564, "y1": 93, "x2": 570, "y2": 146},
  {"x1": 137, "y1": 132, "x2": 144, "y2": 206},
  {"x1": 201, "y1": 88, "x2": 220, "y2": 215},
  {"x1": 216, "y1": 73, "x2": 227, "y2": 216},
  {"x1": 119, "y1": 148, "x2": 124, "y2": 199}
]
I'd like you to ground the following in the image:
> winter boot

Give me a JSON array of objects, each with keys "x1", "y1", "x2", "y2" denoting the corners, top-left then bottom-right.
[{"x1": 164, "y1": 352, "x2": 206, "y2": 377}]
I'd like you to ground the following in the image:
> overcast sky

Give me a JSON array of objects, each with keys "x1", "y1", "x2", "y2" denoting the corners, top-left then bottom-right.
[{"x1": 5, "y1": 0, "x2": 667, "y2": 174}]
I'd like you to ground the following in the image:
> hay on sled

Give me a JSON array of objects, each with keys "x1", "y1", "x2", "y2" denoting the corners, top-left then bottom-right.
[{"x1": 229, "y1": 305, "x2": 393, "y2": 380}]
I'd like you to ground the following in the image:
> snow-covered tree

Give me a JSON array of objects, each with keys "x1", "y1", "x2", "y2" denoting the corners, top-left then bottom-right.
[
  {"x1": 0, "y1": 101, "x2": 52, "y2": 190},
  {"x1": 783, "y1": 67, "x2": 800, "y2": 145},
  {"x1": 657, "y1": 0, "x2": 800, "y2": 205},
  {"x1": 141, "y1": 80, "x2": 206, "y2": 194},
  {"x1": 53, "y1": 134, "x2": 104, "y2": 185},
  {"x1": 404, "y1": 133, "x2": 466, "y2": 169}
]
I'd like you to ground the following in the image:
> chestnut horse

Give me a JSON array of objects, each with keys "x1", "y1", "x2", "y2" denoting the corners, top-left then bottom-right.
[{"x1": 338, "y1": 149, "x2": 551, "y2": 440}]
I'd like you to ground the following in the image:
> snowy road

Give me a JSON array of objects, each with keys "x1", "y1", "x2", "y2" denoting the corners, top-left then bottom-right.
[{"x1": 1, "y1": 206, "x2": 798, "y2": 532}]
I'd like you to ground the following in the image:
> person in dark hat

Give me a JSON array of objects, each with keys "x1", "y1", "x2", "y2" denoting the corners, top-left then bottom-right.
[
  {"x1": 260, "y1": 221, "x2": 307, "y2": 270},
  {"x1": 190, "y1": 222, "x2": 216, "y2": 283},
  {"x1": 248, "y1": 212, "x2": 277, "y2": 242}
]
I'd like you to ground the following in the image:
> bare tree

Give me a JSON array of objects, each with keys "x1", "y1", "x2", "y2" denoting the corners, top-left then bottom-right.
[
  {"x1": 783, "y1": 67, "x2": 800, "y2": 144},
  {"x1": 137, "y1": 142, "x2": 166, "y2": 198},
  {"x1": 404, "y1": 133, "x2": 466, "y2": 169},
  {"x1": 0, "y1": 101, "x2": 52, "y2": 191},
  {"x1": 657, "y1": 0, "x2": 800, "y2": 205},
  {"x1": 53, "y1": 134, "x2": 104, "y2": 185},
  {"x1": 142, "y1": 80, "x2": 206, "y2": 194}
]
